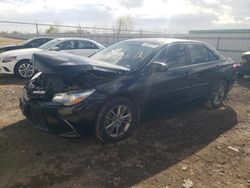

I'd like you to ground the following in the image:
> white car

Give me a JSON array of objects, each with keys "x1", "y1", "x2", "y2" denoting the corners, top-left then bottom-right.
[{"x1": 0, "y1": 38, "x2": 105, "y2": 78}]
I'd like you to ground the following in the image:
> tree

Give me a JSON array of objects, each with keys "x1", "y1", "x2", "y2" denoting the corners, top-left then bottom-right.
[
  {"x1": 45, "y1": 26, "x2": 60, "y2": 34},
  {"x1": 114, "y1": 16, "x2": 134, "y2": 34}
]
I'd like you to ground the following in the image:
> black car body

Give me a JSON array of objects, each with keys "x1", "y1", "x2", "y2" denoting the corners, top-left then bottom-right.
[
  {"x1": 0, "y1": 37, "x2": 53, "y2": 53},
  {"x1": 20, "y1": 38, "x2": 237, "y2": 141},
  {"x1": 237, "y1": 51, "x2": 250, "y2": 78}
]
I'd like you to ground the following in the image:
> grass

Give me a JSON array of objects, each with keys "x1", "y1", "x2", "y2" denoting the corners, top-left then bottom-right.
[{"x1": 0, "y1": 37, "x2": 24, "y2": 46}]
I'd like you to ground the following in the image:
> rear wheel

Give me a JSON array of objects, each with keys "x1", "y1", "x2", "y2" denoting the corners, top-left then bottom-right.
[
  {"x1": 205, "y1": 81, "x2": 228, "y2": 109},
  {"x1": 95, "y1": 97, "x2": 137, "y2": 142},
  {"x1": 14, "y1": 60, "x2": 35, "y2": 79},
  {"x1": 237, "y1": 73, "x2": 244, "y2": 79}
]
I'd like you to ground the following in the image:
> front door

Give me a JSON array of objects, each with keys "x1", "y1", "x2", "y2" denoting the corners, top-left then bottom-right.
[{"x1": 140, "y1": 43, "x2": 193, "y2": 109}]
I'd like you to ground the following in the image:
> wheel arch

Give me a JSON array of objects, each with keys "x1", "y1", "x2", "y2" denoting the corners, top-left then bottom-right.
[
  {"x1": 14, "y1": 59, "x2": 31, "y2": 72},
  {"x1": 212, "y1": 76, "x2": 231, "y2": 95},
  {"x1": 14, "y1": 58, "x2": 32, "y2": 78},
  {"x1": 94, "y1": 91, "x2": 141, "y2": 125}
]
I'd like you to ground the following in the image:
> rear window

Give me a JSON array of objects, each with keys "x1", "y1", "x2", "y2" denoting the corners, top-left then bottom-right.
[
  {"x1": 77, "y1": 40, "x2": 98, "y2": 49},
  {"x1": 187, "y1": 43, "x2": 220, "y2": 65}
]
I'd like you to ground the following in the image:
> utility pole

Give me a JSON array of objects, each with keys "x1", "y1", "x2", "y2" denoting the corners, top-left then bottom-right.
[{"x1": 36, "y1": 23, "x2": 39, "y2": 37}]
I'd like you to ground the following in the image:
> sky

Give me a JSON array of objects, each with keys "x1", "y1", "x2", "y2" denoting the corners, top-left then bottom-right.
[{"x1": 1, "y1": 0, "x2": 250, "y2": 33}]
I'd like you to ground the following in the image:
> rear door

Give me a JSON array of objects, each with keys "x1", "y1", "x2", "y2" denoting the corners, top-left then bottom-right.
[
  {"x1": 56, "y1": 40, "x2": 77, "y2": 54},
  {"x1": 186, "y1": 43, "x2": 222, "y2": 99},
  {"x1": 74, "y1": 40, "x2": 100, "y2": 57}
]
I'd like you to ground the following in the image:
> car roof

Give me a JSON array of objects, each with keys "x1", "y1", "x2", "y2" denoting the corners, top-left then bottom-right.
[
  {"x1": 53, "y1": 37, "x2": 103, "y2": 44},
  {"x1": 125, "y1": 38, "x2": 202, "y2": 45},
  {"x1": 47, "y1": 37, "x2": 105, "y2": 48},
  {"x1": 30, "y1": 37, "x2": 54, "y2": 39},
  {"x1": 55, "y1": 37, "x2": 96, "y2": 41}
]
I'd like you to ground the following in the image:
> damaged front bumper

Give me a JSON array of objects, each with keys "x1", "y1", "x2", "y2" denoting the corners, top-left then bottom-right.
[{"x1": 19, "y1": 87, "x2": 98, "y2": 137}]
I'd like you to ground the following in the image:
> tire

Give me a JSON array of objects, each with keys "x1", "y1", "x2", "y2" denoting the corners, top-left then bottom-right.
[
  {"x1": 14, "y1": 60, "x2": 35, "y2": 79},
  {"x1": 205, "y1": 80, "x2": 228, "y2": 109},
  {"x1": 95, "y1": 97, "x2": 137, "y2": 142}
]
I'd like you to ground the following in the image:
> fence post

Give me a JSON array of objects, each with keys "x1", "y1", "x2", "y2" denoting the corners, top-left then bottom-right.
[
  {"x1": 79, "y1": 26, "x2": 82, "y2": 37},
  {"x1": 36, "y1": 23, "x2": 39, "y2": 37},
  {"x1": 216, "y1": 36, "x2": 221, "y2": 50}
]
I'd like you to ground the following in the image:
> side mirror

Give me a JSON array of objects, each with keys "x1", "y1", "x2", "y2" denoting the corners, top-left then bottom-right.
[
  {"x1": 147, "y1": 61, "x2": 168, "y2": 73},
  {"x1": 51, "y1": 47, "x2": 60, "y2": 51}
]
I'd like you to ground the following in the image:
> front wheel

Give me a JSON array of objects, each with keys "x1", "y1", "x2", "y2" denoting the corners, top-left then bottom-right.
[
  {"x1": 95, "y1": 97, "x2": 137, "y2": 142},
  {"x1": 205, "y1": 81, "x2": 228, "y2": 109},
  {"x1": 14, "y1": 61, "x2": 35, "y2": 79}
]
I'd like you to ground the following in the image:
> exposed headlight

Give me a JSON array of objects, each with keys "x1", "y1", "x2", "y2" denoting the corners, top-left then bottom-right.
[
  {"x1": 52, "y1": 89, "x2": 95, "y2": 106},
  {"x1": 2, "y1": 56, "x2": 17, "y2": 63},
  {"x1": 31, "y1": 72, "x2": 42, "y2": 80}
]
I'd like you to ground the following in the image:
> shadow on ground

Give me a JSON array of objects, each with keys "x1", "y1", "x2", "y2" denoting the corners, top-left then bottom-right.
[
  {"x1": 0, "y1": 74, "x2": 27, "y2": 85},
  {"x1": 0, "y1": 104, "x2": 238, "y2": 188}
]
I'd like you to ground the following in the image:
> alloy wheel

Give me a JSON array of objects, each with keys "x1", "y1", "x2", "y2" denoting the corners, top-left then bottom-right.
[
  {"x1": 212, "y1": 83, "x2": 225, "y2": 105},
  {"x1": 18, "y1": 63, "x2": 34, "y2": 78},
  {"x1": 104, "y1": 105, "x2": 132, "y2": 138}
]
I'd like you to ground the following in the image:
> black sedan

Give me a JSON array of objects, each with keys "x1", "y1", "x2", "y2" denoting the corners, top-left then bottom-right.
[
  {"x1": 20, "y1": 38, "x2": 237, "y2": 142},
  {"x1": 0, "y1": 37, "x2": 53, "y2": 53}
]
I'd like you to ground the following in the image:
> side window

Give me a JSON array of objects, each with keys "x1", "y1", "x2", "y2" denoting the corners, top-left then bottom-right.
[
  {"x1": 77, "y1": 40, "x2": 98, "y2": 49},
  {"x1": 187, "y1": 43, "x2": 217, "y2": 64},
  {"x1": 206, "y1": 47, "x2": 220, "y2": 61},
  {"x1": 156, "y1": 44, "x2": 187, "y2": 69},
  {"x1": 56, "y1": 40, "x2": 75, "y2": 50},
  {"x1": 35, "y1": 39, "x2": 49, "y2": 47},
  {"x1": 39, "y1": 38, "x2": 51, "y2": 45},
  {"x1": 28, "y1": 39, "x2": 41, "y2": 48}
]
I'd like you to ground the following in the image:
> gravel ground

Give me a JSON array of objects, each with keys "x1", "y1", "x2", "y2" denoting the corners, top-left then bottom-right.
[{"x1": 0, "y1": 74, "x2": 250, "y2": 188}]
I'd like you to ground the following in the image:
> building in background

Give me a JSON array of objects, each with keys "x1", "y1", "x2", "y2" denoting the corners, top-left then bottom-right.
[{"x1": 189, "y1": 29, "x2": 250, "y2": 62}]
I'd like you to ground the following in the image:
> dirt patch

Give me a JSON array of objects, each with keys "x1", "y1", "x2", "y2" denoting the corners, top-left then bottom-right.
[
  {"x1": 0, "y1": 37, "x2": 24, "y2": 46},
  {"x1": 0, "y1": 74, "x2": 250, "y2": 188}
]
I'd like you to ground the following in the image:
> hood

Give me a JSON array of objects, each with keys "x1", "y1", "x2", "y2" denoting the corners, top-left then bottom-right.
[
  {"x1": 0, "y1": 44, "x2": 19, "y2": 53},
  {"x1": 1, "y1": 48, "x2": 43, "y2": 57},
  {"x1": 32, "y1": 51, "x2": 130, "y2": 77}
]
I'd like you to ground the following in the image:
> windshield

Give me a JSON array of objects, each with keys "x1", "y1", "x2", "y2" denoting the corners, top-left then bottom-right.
[
  {"x1": 91, "y1": 41, "x2": 161, "y2": 69},
  {"x1": 39, "y1": 39, "x2": 61, "y2": 50}
]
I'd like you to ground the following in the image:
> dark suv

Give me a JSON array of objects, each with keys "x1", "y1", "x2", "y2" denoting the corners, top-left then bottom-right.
[{"x1": 20, "y1": 38, "x2": 237, "y2": 142}]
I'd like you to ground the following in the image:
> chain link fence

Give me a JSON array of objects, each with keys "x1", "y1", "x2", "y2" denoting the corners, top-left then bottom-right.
[{"x1": 1, "y1": 20, "x2": 250, "y2": 62}]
